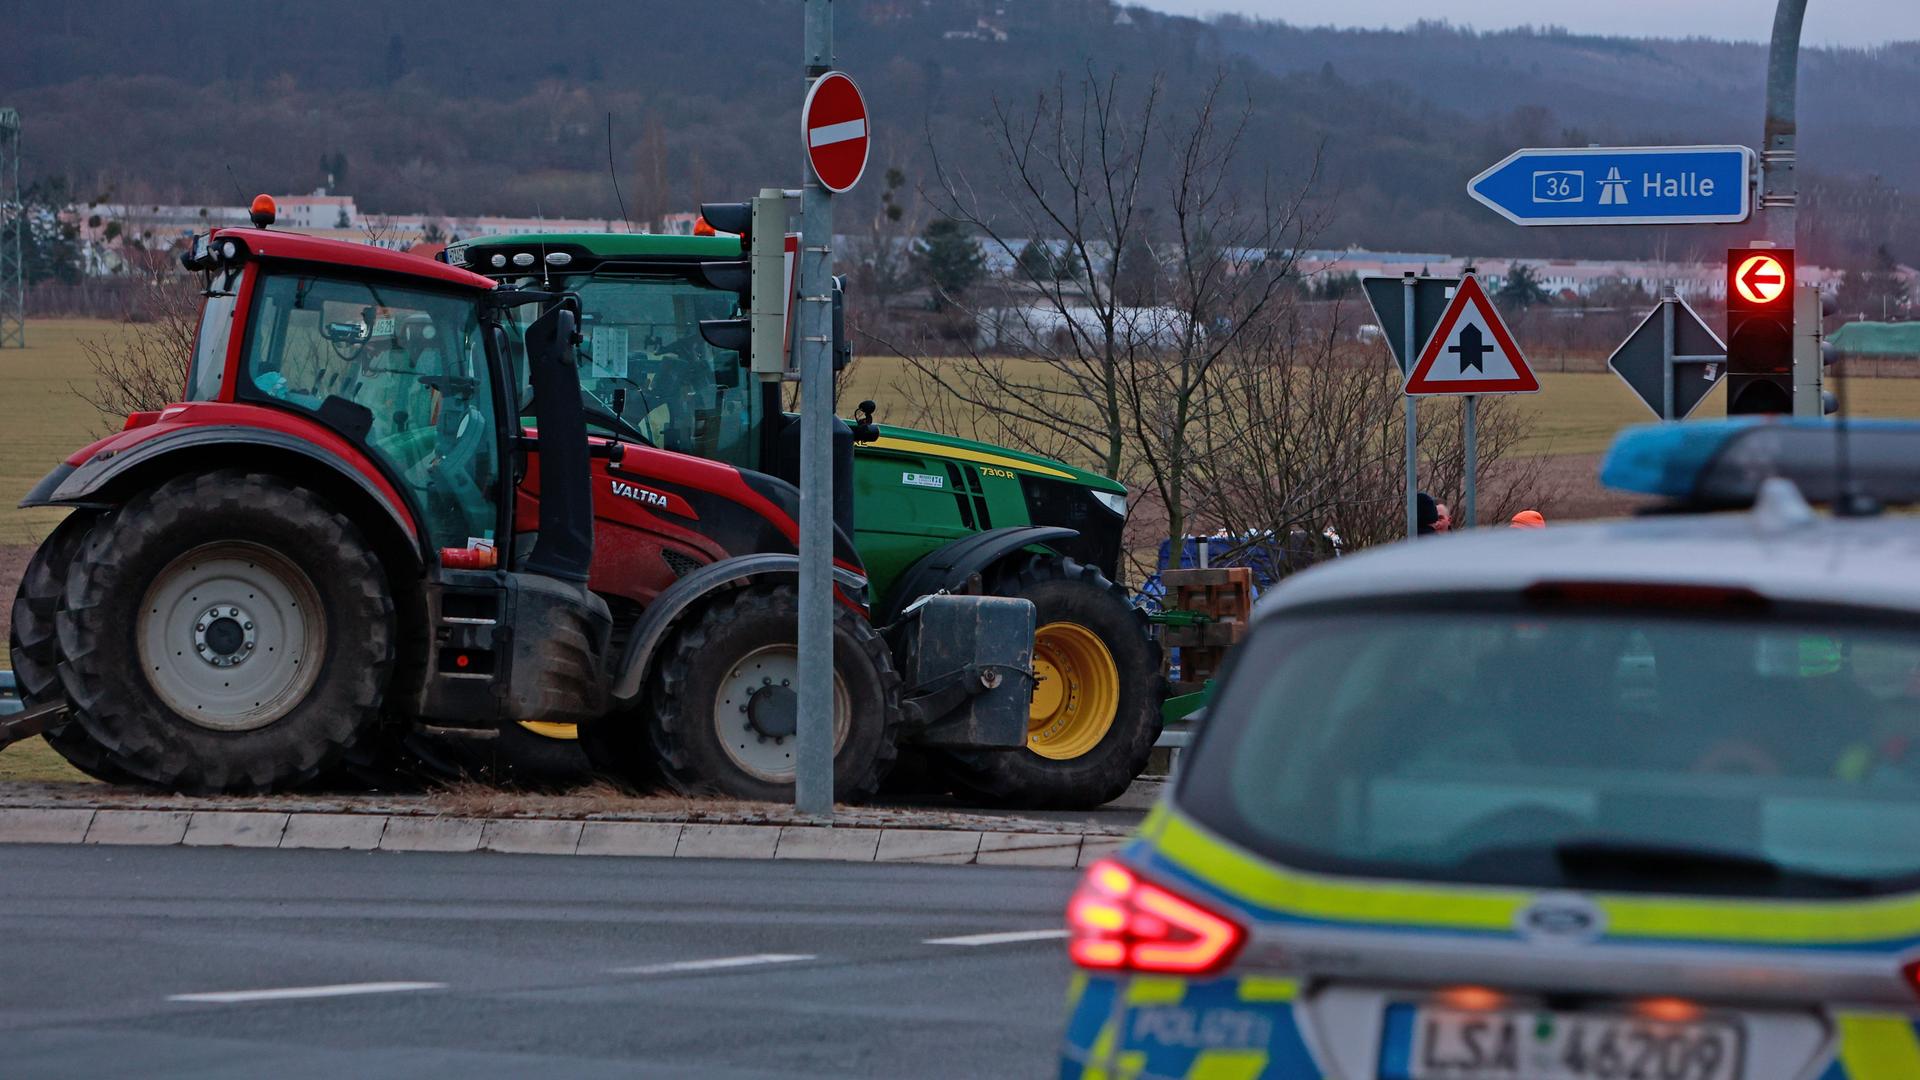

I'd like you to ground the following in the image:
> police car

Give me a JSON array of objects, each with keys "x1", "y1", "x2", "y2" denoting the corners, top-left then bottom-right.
[{"x1": 1062, "y1": 420, "x2": 1920, "y2": 1080}]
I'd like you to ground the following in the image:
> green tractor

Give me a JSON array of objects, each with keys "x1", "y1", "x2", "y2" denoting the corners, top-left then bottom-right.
[{"x1": 445, "y1": 226, "x2": 1162, "y2": 808}]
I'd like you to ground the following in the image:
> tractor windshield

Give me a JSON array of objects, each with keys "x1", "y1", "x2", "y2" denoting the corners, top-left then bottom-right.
[
  {"x1": 238, "y1": 271, "x2": 504, "y2": 549},
  {"x1": 516, "y1": 273, "x2": 757, "y2": 468}
]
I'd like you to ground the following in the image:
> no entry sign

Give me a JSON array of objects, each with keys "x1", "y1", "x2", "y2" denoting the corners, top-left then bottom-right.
[{"x1": 802, "y1": 71, "x2": 869, "y2": 194}]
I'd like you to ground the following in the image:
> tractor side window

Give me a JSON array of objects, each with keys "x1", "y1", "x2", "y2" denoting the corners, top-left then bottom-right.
[
  {"x1": 186, "y1": 290, "x2": 239, "y2": 401},
  {"x1": 560, "y1": 275, "x2": 759, "y2": 468},
  {"x1": 240, "y1": 273, "x2": 502, "y2": 549}
]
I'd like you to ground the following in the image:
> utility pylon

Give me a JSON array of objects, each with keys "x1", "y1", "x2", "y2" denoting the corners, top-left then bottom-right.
[{"x1": 0, "y1": 108, "x2": 23, "y2": 349}]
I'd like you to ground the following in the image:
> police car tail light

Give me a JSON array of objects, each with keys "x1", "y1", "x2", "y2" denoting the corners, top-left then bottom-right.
[
  {"x1": 1066, "y1": 859, "x2": 1245, "y2": 975},
  {"x1": 1901, "y1": 959, "x2": 1920, "y2": 999}
]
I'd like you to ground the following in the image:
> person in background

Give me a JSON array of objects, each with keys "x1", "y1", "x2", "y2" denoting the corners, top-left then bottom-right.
[
  {"x1": 1417, "y1": 492, "x2": 1441, "y2": 535},
  {"x1": 1510, "y1": 510, "x2": 1546, "y2": 529}
]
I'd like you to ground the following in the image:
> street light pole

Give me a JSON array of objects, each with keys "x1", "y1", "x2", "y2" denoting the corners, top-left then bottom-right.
[
  {"x1": 794, "y1": 0, "x2": 837, "y2": 817},
  {"x1": 1761, "y1": 0, "x2": 1808, "y2": 248}
]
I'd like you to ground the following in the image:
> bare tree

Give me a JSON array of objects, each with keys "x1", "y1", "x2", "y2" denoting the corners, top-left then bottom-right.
[
  {"x1": 844, "y1": 163, "x2": 924, "y2": 317},
  {"x1": 75, "y1": 272, "x2": 200, "y2": 433},
  {"x1": 1185, "y1": 310, "x2": 1405, "y2": 570},
  {"x1": 901, "y1": 67, "x2": 1326, "y2": 556}
]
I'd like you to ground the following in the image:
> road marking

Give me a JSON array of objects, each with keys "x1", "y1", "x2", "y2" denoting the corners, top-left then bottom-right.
[
  {"x1": 167, "y1": 981, "x2": 446, "y2": 1004},
  {"x1": 612, "y1": 953, "x2": 816, "y2": 975},
  {"x1": 924, "y1": 929, "x2": 1069, "y2": 947}
]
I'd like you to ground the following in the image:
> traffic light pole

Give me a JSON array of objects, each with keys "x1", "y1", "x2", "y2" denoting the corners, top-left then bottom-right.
[
  {"x1": 1402, "y1": 274, "x2": 1418, "y2": 539},
  {"x1": 1760, "y1": 0, "x2": 1807, "y2": 248},
  {"x1": 794, "y1": 0, "x2": 837, "y2": 817}
]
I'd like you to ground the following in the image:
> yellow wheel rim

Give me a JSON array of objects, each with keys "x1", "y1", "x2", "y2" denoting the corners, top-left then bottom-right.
[
  {"x1": 1027, "y1": 621, "x2": 1120, "y2": 760},
  {"x1": 518, "y1": 721, "x2": 578, "y2": 740}
]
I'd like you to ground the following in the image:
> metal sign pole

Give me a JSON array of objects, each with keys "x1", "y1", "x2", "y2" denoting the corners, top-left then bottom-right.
[
  {"x1": 1402, "y1": 273, "x2": 1419, "y2": 539},
  {"x1": 1461, "y1": 395, "x2": 1478, "y2": 529},
  {"x1": 794, "y1": 0, "x2": 836, "y2": 817},
  {"x1": 1661, "y1": 290, "x2": 1677, "y2": 421}
]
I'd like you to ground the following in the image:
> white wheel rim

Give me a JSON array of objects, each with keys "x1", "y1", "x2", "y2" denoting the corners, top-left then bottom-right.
[
  {"x1": 137, "y1": 543, "x2": 326, "y2": 732},
  {"x1": 713, "y1": 644, "x2": 850, "y2": 783}
]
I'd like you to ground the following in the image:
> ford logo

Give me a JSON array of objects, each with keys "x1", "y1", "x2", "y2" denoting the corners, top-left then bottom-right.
[{"x1": 1516, "y1": 894, "x2": 1606, "y2": 943}]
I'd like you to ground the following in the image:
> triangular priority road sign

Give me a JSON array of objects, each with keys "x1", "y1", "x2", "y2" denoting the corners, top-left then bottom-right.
[{"x1": 1402, "y1": 274, "x2": 1540, "y2": 396}]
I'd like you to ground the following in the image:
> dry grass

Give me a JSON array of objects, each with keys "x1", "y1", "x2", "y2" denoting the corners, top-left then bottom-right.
[
  {"x1": 422, "y1": 778, "x2": 725, "y2": 819},
  {"x1": 0, "y1": 319, "x2": 136, "y2": 545},
  {"x1": 0, "y1": 736, "x2": 93, "y2": 784},
  {"x1": 852, "y1": 354, "x2": 1920, "y2": 463}
]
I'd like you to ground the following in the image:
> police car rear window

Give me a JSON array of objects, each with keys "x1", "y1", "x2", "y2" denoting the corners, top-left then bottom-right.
[{"x1": 1177, "y1": 610, "x2": 1920, "y2": 897}]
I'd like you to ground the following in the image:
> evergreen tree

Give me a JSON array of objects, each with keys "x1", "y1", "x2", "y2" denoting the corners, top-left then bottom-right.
[
  {"x1": 913, "y1": 217, "x2": 985, "y2": 310},
  {"x1": 1015, "y1": 239, "x2": 1058, "y2": 281},
  {"x1": 1495, "y1": 262, "x2": 1550, "y2": 308},
  {"x1": 1113, "y1": 226, "x2": 1160, "y2": 306},
  {"x1": 4, "y1": 178, "x2": 84, "y2": 285}
]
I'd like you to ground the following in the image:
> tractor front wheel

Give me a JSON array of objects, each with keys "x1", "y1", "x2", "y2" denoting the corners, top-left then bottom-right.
[
  {"x1": 942, "y1": 555, "x2": 1162, "y2": 809},
  {"x1": 635, "y1": 582, "x2": 902, "y2": 803},
  {"x1": 54, "y1": 471, "x2": 394, "y2": 793}
]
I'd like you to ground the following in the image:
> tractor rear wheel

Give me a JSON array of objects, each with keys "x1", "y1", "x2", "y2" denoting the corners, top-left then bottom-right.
[
  {"x1": 634, "y1": 582, "x2": 902, "y2": 803},
  {"x1": 54, "y1": 471, "x2": 394, "y2": 793},
  {"x1": 8, "y1": 512, "x2": 139, "y2": 784},
  {"x1": 941, "y1": 555, "x2": 1162, "y2": 809}
]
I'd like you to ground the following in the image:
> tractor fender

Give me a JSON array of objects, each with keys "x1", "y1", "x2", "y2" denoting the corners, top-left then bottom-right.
[
  {"x1": 608, "y1": 553, "x2": 869, "y2": 703},
  {"x1": 876, "y1": 526, "x2": 1079, "y2": 625},
  {"x1": 22, "y1": 424, "x2": 423, "y2": 568}
]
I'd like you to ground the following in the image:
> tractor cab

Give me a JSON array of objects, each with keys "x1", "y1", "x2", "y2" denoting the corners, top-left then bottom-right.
[{"x1": 450, "y1": 234, "x2": 860, "y2": 541}]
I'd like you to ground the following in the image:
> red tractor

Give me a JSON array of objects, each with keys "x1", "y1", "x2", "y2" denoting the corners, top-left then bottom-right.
[{"x1": 6, "y1": 202, "x2": 1034, "y2": 800}]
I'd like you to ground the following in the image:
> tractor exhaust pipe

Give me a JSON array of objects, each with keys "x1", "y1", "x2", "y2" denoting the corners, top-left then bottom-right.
[{"x1": 522, "y1": 301, "x2": 594, "y2": 582}]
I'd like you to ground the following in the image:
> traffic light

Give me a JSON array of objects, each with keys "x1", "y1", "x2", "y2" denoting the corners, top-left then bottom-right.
[
  {"x1": 696, "y1": 190, "x2": 794, "y2": 378},
  {"x1": 1725, "y1": 247, "x2": 1795, "y2": 416}
]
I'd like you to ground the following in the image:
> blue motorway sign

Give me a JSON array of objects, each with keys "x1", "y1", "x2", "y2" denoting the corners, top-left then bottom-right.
[{"x1": 1468, "y1": 145, "x2": 1753, "y2": 226}]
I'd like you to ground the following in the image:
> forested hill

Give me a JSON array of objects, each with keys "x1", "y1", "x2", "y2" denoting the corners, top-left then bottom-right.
[{"x1": 3, "y1": 0, "x2": 1916, "y2": 266}]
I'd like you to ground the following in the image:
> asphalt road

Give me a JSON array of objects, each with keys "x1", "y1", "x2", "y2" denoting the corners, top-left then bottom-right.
[{"x1": 0, "y1": 845, "x2": 1082, "y2": 1079}]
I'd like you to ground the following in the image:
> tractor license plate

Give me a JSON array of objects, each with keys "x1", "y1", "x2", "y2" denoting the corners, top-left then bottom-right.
[{"x1": 1382, "y1": 1003, "x2": 1742, "y2": 1080}]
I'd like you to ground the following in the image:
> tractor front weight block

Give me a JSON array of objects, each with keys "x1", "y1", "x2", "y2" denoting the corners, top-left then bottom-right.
[{"x1": 893, "y1": 594, "x2": 1035, "y2": 750}]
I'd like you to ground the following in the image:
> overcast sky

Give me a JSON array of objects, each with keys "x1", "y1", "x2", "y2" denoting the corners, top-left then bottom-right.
[{"x1": 1135, "y1": 1, "x2": 1919, "y2": 48}]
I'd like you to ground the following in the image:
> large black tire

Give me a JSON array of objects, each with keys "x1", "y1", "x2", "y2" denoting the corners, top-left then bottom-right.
[
  {"x1": 630, "y1": 582, "x2": 902, "y2": 804},
  {"x1": 8, "y1": 513, "x2": 140, "y2": 784},
  {"x1": 941, "y1": 555, "x2": 1162, "y2": 810},
  {"x1": 54, "y1": 470, "x2": 394, "y2": 793}
]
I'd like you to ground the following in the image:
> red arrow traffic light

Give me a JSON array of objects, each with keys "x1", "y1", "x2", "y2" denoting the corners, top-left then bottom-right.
[
  {"x1": 1734, "y1": 253, "x2": 1788, "y2": 305},
  {"x1": 1726, "y1": 248, "x2": 1795, "y2": 415}
]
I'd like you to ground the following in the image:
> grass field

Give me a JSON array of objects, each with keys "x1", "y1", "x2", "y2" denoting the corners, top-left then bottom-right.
[{"x1": 0, "y1": 319, "x2": 133, "y2": 546}]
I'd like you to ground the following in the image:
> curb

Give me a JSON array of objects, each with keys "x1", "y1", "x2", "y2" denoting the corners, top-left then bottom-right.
[{"x1": 0, "y1": 806, "x2": 1131, "y2": 868}]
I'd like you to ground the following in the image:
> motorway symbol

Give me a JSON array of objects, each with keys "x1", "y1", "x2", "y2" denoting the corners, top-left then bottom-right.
[
  {"x1": 1733, "y1": 253, "x2": 1788, "y2": 305},
  {"x1": 802, "y1": 71, "x2": 870, "y2": 194},
  {"x1": 1361, "y1": 275, "x2": 1460, "y2": 375},
  {"x1": 1403, "y1": 274, "x2": 1539, "y2": 396},
  {"x1": 1607, "y1": 296, "x2": 1726, "y2": 420},
  {"x1": 1469, "y1": 145, "x2": 1753, "y2": 226}
]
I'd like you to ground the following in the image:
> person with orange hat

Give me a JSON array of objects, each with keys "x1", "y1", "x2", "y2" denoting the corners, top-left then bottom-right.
[{"x1": 1510, "y1": 510, "x2": 1546, "y2": 529}]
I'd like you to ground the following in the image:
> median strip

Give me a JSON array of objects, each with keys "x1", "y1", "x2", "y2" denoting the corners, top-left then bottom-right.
[{"x1": 0, "y1": 801, "x2": 1135, "y2": 867}]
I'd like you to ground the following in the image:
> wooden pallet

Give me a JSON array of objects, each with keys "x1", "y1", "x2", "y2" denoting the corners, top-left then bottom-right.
[{"x1": 1159, "y1": 566, "x2": 1254, "y2": 687}]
